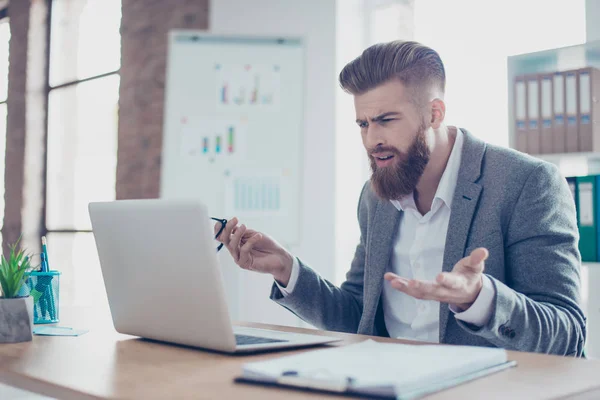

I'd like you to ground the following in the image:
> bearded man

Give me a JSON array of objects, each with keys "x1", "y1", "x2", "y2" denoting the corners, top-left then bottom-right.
[{"x1": 215, "y1": 40, "x2": 586, "y2": 356}]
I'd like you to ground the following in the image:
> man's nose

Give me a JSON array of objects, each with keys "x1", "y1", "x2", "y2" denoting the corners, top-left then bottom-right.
[{"x1": 364, "y1": 125, "x2": 385, "y2": 151}]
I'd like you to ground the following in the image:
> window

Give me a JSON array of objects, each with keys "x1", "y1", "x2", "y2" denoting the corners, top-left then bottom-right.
[
  {"x1": 46, "y1": 76, "x2": 119, "y2": 232},
  {"x1": 45, "y1": 0, "x2": 121, "y2": 308},
  {"x1": 49, "y1": 0, "x2": 121, "y2": 87},
  {"x1": 0, "y1": 17, "x2": 9, "y2": 249}
]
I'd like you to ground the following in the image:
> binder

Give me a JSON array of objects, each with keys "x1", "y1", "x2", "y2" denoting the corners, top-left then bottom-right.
[
  {"x1": 565, "y1": 70, "x2": 579, "y2": 152},
  {"x1": 577, "y1": 67, "x2": 600, "y2": 152},
  {"x1": 566, "y1": 176, "x2": 579, "y2": 225},
  {"x1": 526, "y1": 75, "x2": 541, "y2": 154},
  {"x1": 514, "y1": 75, "x2": 528, "y2": 153},
  {"x1": 552, "y1": 72, "x2": 567, "y2": 153},
  {"x1": 597, "y1": 176, "x2": 600, "y2": 262},
  {"x1": 576, "y1": 176, "x2": 597, "y2": 262},
  {"x1": 540, "y1": 73, "x2": 554, "y2": 154}
]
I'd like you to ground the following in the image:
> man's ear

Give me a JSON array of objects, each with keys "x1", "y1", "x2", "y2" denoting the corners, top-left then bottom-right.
[{"x1": 430, "y1": 98, "x2": 446, "y2": 129}]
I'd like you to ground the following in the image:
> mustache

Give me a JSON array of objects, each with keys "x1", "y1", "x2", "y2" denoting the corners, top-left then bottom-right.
[{"x1": 368, "y1": 146, "x2": 402, "y2": 157}]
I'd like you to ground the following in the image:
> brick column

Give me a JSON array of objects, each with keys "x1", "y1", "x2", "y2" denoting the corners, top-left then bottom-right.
[
  {"x1": 2, "y1": 0, "x2": 29, "y2": 254},
  {"x1": 3, "y1": 0, "x2": 49, "y2": 256},
  {"x1": 116, "y1": 0, "x2": 209, "y2": 199}
]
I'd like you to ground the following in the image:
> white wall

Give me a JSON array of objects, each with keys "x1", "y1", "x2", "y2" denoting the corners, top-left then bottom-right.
[
  {"x1": 587, "y1": 0, "x2": 600, "y2": 41},
  {"x1": 210, "y1": 0, "x2": 337, "y2": 327},
  {"x1": 414, "y1": 0, "x2": 585, "y2": 149}
]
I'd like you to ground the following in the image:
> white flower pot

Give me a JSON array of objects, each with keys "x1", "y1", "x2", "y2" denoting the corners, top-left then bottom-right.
[{"x1": 0, "y1": 296, "x2": 34, "y2": 343}]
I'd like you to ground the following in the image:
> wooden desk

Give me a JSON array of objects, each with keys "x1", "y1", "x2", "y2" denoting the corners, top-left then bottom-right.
[{"x1": 0, "y1": 307, "x2": 599, "y2": 400}]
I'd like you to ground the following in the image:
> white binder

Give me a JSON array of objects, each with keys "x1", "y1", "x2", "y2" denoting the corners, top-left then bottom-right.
[{"x1": 526, "y1": 76, "x2": 541, "y2": 154}]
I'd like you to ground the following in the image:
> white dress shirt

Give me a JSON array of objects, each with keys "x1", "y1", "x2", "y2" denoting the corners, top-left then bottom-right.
[{"x1": 277, "y1": 127, "x2": 495, "y2": 341}]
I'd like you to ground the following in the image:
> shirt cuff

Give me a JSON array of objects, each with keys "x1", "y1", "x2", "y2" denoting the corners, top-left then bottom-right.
[
  {"x1": 274, "y1": 257, "x2": 300, "y2": 297},
  {"x1": 451, "y1": 275, "x2": 496, "y2": 327}
]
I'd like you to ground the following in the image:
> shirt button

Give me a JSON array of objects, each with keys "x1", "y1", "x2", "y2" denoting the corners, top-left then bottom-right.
[
  {"x1": 418, "y1": 303, "x2": 426, "y2": 313},
  {"x1": 414, "y1": 262, "x2": 421, "y2": 270}
]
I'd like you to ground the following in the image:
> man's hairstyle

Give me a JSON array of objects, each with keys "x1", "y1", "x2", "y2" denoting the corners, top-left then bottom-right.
[{"x1": 338, "y1": 41, "x2": 446, "y2": 103}]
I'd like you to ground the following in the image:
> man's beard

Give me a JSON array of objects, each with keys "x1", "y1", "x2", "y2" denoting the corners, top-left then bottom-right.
[{"x1": 368, "y1": 122, "x2": 430, "y2": 201}]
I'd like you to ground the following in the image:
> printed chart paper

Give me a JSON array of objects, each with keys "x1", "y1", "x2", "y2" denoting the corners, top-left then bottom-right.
[{"x1": 224, "y1": 169, "x2": 291, "y2": 218}]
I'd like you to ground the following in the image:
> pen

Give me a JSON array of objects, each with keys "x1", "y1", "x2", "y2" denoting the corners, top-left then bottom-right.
[
  {"x1": 277, "y1": 370, "x2": 354, "y2": 393},
  {"x1": 41, "y1": 236, "x2": 50, "y2": 272}
]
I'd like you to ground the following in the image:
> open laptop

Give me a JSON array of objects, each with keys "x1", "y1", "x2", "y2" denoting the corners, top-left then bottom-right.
[{"x1": 88, "y1": 199, "x2": 340, "y2": 353}]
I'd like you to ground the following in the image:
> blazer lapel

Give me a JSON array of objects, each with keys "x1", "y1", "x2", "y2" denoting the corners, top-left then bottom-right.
[
  {"x1": 360, "y1": 199, "x2": 401, "y2": 335},
  {"x1": 439, "y1": 129, "x2": 486, "y2": 342}
]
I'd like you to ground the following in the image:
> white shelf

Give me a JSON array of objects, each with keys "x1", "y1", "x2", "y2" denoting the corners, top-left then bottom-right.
[
  {"x1": 529, "y1": 152, "x2": 600, "y2": 176},
  {"x1": 508, "y1": 40, "x2": 600, "y2": 77},
  {"x1": 583, "y1": 262, "x2": 600, "y2": 267},
  {"x1": 534, "y1": 152, "x2": 600, "y2": 163}
]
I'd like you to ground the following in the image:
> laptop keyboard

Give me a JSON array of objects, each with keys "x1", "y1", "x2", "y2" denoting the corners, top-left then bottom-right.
[{"x1": 235, "y1": 334, "x2": 288, "y2": 345}]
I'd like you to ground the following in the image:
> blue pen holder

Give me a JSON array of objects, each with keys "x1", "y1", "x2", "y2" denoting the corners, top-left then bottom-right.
[{"x1": 23, "y1": 271, "x2": 61, "y2": 324}]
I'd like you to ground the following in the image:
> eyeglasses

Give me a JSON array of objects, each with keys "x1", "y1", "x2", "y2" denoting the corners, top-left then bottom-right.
[{"x1": 211, "y1": 217, "x2": 228, "y2": 252}]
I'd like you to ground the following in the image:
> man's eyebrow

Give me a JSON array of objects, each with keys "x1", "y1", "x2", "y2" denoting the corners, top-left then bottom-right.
[
  {"x1": 372, "y1": 111, "x2": 402, "y2": 122},
  {"x1": 356, "y1": 112, "x2": 402, "y2": 124}
]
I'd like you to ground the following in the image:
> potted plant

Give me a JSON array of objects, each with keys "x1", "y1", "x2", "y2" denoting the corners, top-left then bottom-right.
[{"x1": 0, "y1": 240, "x2": 35, "y2": 343}]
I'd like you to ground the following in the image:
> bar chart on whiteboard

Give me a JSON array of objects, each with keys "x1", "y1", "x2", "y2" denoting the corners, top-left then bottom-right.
[
  {"x1": 215, "y1": 63, "x2": 281, "y2": 111},
  {"x1": 178, "y1": 116, "x2": 248, "y2": 162}
]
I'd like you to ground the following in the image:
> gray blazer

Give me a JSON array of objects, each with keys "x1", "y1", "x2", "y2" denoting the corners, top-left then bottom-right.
[{"x1": 271, "y1": 129, "x2": 586, "y2": 356}]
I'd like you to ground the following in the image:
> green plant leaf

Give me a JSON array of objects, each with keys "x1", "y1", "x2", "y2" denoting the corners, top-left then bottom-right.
[
  {"x1": 0, "y1": 272, "x2": 9, "y2": 298},
  {"x1": 0, "y1": 237, "x2": 35, "y2": 298}
]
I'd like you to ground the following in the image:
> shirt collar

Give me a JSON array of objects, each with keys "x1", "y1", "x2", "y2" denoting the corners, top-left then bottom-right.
[{"x1": 390, "y1": 127, "x2": 464, "y2": 212}]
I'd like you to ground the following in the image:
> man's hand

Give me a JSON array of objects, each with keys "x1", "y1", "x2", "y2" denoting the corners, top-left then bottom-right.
[
  {"x1": 384, "y1": 248, "x2": 489, "y2": 311},
  {"x1": 214, "y1": 217, "x2": 294, "y2": 286}
]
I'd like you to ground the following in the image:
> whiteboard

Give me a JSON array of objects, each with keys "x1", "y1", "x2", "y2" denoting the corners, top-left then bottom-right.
[{"x1": 161, "y1": 32, "x2": 304, "y2": 245}]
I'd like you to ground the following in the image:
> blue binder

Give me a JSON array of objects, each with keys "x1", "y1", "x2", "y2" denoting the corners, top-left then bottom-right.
[{"x1": 566, "y1": 177, "x2": 578, "y2": 224}]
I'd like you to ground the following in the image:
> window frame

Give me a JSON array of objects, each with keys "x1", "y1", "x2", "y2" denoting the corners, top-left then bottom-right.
[{"x1": 42, "y1": 0, "x2": 120, "y2": 237}]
